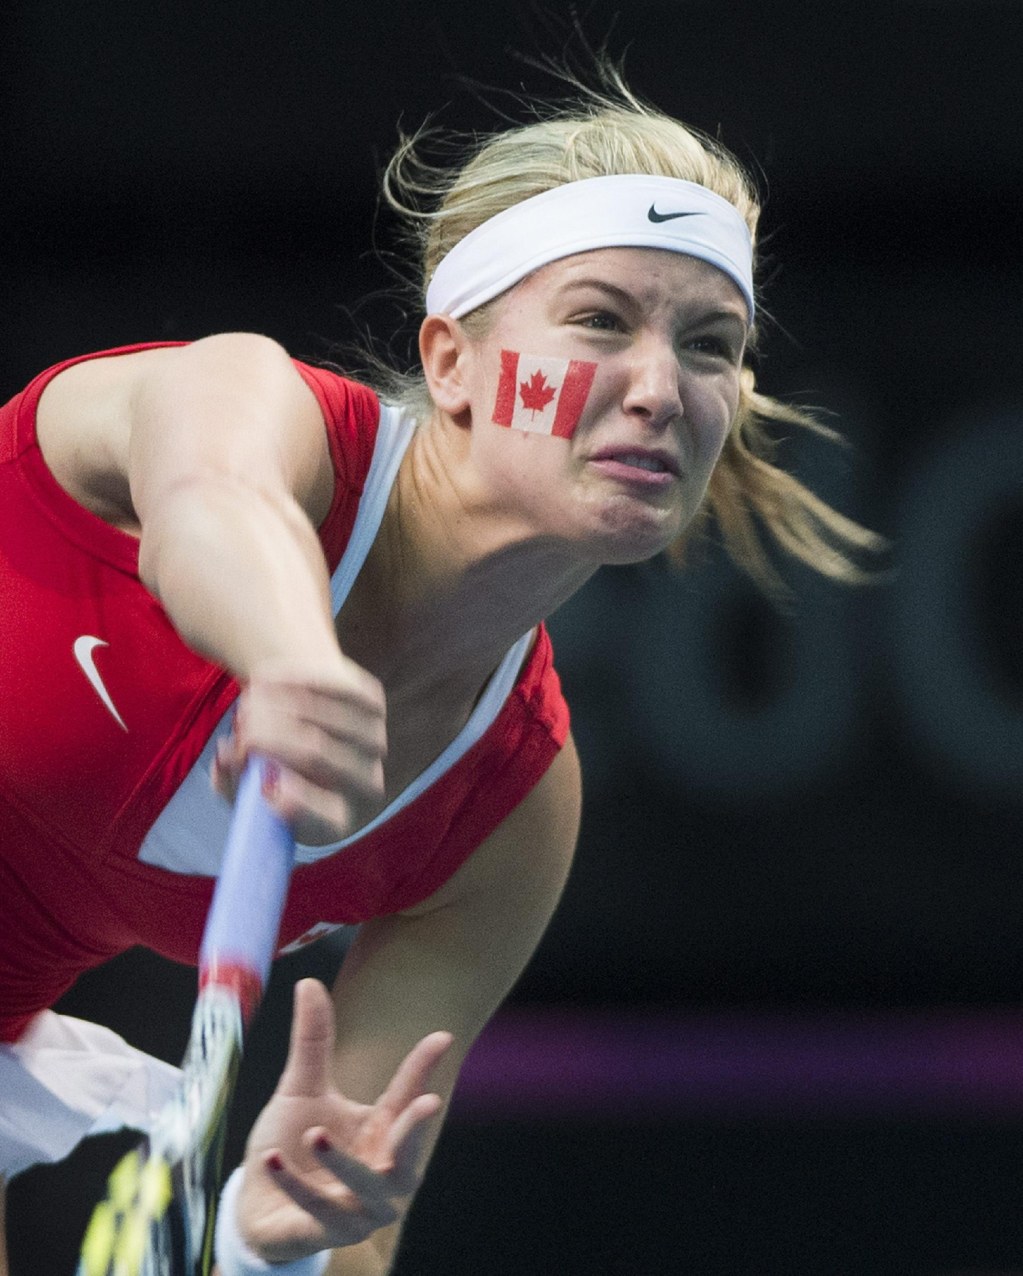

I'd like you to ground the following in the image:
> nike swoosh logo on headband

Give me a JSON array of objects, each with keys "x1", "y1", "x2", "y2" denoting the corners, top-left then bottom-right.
[{"x1": 647, "y1": 206, "x2": 703, "y2": 223}]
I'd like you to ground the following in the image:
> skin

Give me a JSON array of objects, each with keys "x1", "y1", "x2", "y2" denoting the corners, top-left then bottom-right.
[
  {"x1": 442, "y1": 248, "x2": 748, "y2": 572},
  {"x1": 3, "y1": 246, "x2": 746, "y2": 1275}
]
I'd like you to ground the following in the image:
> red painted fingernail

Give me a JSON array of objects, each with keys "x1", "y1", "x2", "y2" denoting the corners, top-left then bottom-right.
[
  {"x1": 267, "y1": 1153, "x2": 284, "y2": 1173},
  {"x1": 261, "y1": 762, "x2": 281, "y2": 800},
  {"x1": 314, "y1": 1135, "x2": 332, "y2": 1154}
]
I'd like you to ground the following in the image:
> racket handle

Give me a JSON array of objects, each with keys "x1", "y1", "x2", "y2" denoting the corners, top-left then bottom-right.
[{"x1": 199, "y1": 756, "x2": 295, "y2": 1019}]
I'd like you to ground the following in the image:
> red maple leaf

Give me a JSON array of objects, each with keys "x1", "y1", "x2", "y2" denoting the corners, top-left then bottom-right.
[{"x1": 519, "y1": 369, "x2": 557, "y2": 416}]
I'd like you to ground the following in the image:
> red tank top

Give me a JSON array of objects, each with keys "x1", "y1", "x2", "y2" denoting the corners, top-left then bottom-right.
[{"x1": 0, "y1": 343, "x2": 569, "y2": 980}]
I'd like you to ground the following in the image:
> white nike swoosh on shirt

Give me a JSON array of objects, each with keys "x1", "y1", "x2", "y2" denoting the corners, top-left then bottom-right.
[{"x1": 73, "y1": 635, "x2": 128, "y2": 732}]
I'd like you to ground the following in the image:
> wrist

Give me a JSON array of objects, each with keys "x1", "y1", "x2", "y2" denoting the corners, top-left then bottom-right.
[{"x1": 215, "y1": 1168, "x2": 330, "y2": 1276}]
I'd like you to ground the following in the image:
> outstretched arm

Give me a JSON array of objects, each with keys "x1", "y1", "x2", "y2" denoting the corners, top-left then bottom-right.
[
  {"x1": 128, "y1": 334, "x2": 387, "y2": 843},
  {"x1": 223, "y1": 736, "x2": 582, "y2": 1275},
  {"x1": 41, "y1": 333, "x2": 387, "y2": 844},
  {"x1": 127, "y1": 334, "x2": 340, "y2": 679}
]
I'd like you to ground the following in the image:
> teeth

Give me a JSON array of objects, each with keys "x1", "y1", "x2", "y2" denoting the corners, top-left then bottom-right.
[{"x1": 618, "y1": 454, "x2": 665, "y2": 472}]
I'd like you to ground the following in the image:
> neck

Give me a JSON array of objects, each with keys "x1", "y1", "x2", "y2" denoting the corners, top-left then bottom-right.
[{"x1": 337, "y1": 417, "x2": 596, "y2": 693}]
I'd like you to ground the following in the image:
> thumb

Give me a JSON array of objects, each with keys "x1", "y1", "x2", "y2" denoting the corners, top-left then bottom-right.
[{"x1": 275, "y1": 977, "x2": 336, "y2": 1098}]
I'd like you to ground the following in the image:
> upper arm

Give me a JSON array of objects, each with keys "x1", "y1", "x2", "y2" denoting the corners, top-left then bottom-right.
[
  {"x1": 126, "y1": 333, "x2": 333, "y2": 528},
  {"x1": 329, "y1": 733, "x2": 581, "y2": 1102},
  {"x1": 36, "y1": 334, "x2": 332, "y2": 534},
  {"x1": 321, "y1": 736, "x2": 580, "y2": 1269}
]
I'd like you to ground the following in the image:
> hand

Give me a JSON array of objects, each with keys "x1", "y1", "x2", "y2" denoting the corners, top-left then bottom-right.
[
  {"x1": 233, "y1": 979, "x2": 452, "y2": 1263},
  {"x1": 212, "y1": 657, "x2": 387, "y2": 844}
]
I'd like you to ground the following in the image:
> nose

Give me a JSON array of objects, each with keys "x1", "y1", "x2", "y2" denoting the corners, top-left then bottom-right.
[{"x1": 621, "y1": 336, "x2": 684, "y2": 429}]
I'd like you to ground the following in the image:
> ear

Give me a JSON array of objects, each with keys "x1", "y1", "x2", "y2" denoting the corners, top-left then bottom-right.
[{"x1": 419, "y1": 314, "x2": 473, "y2": 417}]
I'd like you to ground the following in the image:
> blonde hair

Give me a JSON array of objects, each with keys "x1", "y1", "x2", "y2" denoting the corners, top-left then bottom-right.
[{"x1": 359, "y1": 65, "x2": 882, "y2": 594}]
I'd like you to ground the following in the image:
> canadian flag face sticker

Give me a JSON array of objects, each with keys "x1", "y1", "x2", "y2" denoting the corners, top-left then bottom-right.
[{"x1": 492, "y1": 350, "x2": 598, "y2": 439}]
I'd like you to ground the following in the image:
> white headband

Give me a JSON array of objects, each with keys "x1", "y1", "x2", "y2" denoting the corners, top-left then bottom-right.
[{"x1": 425, "y1": 174, "x2": 755, "y2": 324}]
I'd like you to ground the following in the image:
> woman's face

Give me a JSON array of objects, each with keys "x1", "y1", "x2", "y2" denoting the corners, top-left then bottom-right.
[{"x1": 460, "y1": 246, "x2": 748, "y2": 565}]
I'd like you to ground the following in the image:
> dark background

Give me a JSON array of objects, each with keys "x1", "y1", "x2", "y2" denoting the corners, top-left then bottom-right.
[{"x1": 5, "y1": 2, "x2": 1023, "y2": 1272}]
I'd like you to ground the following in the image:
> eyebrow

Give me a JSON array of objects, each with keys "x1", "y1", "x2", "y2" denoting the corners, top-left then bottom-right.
[
  {"x1": 557, "y1": 278, "x2": 638, "y2": 308},
  {"x1": 683, "y1": 309, "x2": 748, "y2": 333}
]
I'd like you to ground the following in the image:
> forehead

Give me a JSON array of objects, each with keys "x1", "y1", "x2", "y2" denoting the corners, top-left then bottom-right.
[{"x1": 515, "y1": 246, "x2": 751, "y2": 322}]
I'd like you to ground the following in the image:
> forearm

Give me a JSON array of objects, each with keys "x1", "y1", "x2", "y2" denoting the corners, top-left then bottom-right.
[
  {"x1": 212, "y1": 1226, "x2": 395, "y2": 1276},
  {"x1": 212, "y1": 1239, "x2": 392, "y2": 1276},
  {"x1": 324, "y1": 1233, "x2": 398, "y2": 1276}
]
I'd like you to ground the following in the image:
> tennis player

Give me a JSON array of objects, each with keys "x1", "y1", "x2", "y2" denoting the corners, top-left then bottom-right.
[{"x1": 0, "y1": 65, "x2": 876, "y2": 1275}]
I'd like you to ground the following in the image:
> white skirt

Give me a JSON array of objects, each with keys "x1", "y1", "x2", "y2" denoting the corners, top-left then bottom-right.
[{"x1": 0, "y1": 1010, "x2": 181, "y2": 1178}]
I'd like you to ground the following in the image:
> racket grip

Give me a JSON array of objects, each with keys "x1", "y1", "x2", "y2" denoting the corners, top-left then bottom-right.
[{"x1": 199, "y1": 756, "x2": 295, "y2": 1017}]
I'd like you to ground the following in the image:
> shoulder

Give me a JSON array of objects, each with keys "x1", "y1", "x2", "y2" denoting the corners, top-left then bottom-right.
[
  {"x1": 35, "y1": 334, "x2": 334, "y2": 445},
  {"x1": 35, "y1": 343, "x2": 190, "y2": 530},
  {"x1": 36, "y1": 337, "x2": 290, "y2": 430},
  {"x1": 35, "y1": 335, "x2": 334, "y2": 529}
]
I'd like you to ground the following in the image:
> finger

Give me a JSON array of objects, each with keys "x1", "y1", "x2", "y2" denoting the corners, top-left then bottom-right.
[
  {"x1": 241, "y1": 696, "x2": 388, "y2": 773},
  {"x1": 231, "y1": 705, "x2": 386, "y2": 800},
  {"x1": 385, "y1": 1092, "x2": 444, "y2": 1195},
  {"x1": 229, "y1": 670, "x2": 387, "y2": 766},
  {"x1": 258, "y1": 1153, "x2": 387, "y2": 1251},
  {"x1": 275, "y1": 979, "x2": 337, "y2": 1098},
  {"x1": 210, "y1": 731, "x2": 243, "y2": 801},
  {"x1": 249, "y1": 659, "x2": 387, "y2": 721},
  {"x1": 375, "y1": 1031, "x2": 454, "y2": 1117},
  {"x1": 281, "y1": 683, "x2": 388, "y2": 751},
  {"x1": 215, "y1": 744, "x2": 381, "y2": 845},
  {"x1": 262, "y1": 767, "x2": 384, "y2": 846},
  {"x1": 211, "y1": 756, "x2": 235, "y2": 803},
  {"x1": 241, "y1": 673, "x2": 388, "y2": 757},
  {"x1": 303, "y1": 1133, "x2": 400, "y2": 1219}
]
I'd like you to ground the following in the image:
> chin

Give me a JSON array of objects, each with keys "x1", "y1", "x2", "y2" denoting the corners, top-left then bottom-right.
[
  {"x1": 588, "y1": 507, "x2": 684, "y2": 566},
  {"x1": 598, "y1": 539, "x2": 673, "y2": 567}
]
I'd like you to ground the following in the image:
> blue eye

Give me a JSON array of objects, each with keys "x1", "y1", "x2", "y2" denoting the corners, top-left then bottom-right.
[{"x1": 579, "y1": 311, "x2": 624, "y2": 332}]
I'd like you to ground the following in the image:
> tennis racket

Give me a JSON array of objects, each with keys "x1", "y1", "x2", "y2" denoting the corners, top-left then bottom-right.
[{"x1": 78, "y1": 757, "x2": 295, "y2": 1276}]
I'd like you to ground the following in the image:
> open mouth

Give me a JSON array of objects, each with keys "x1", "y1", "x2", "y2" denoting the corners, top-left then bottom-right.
[
  {"x1": 615, "y1": 453, "x2": 672, "y2": 473},
  {"x1": 588, "y1": 449, "x2": 680, "y2": 485}
]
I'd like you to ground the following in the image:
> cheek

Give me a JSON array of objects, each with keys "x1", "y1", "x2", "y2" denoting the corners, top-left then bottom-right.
[
  {"x1": 491, "y1": 349, "x2": 597, "y2": 440},
  {"x1": 690, "y1": 382, "x2": 740, "y2": 466}
]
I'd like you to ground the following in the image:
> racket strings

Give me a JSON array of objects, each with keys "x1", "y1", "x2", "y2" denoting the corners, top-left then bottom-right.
[
  {"x1": 77, "y1": 992, "x2": 243, "y2": 1276},
  {"x1": 79, "y1": 1148, "x2": 173, "y2": 1276}
]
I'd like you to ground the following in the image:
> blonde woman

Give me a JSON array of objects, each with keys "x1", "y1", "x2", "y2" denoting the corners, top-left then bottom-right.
[{"x1": 0, "y1": 69, "x2": 875, "y2": 1276}]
